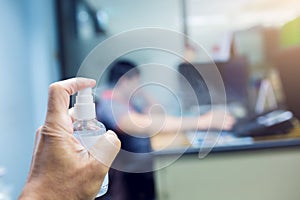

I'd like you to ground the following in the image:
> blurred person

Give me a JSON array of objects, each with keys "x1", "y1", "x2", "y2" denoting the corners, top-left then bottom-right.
[
  {"x1": 97, "y1": 60, "x2": 235, "y2": 200},
  {"x1": 19, "y1": 78, "x2": 121, "y2": 200}
]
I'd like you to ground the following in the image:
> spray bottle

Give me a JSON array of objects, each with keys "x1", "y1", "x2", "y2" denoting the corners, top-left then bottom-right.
[{"x1": 73, "y1": 87, "x2": 109, "y2": 197}]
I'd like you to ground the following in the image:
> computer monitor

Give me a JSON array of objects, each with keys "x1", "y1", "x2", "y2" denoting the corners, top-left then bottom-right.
[{"x1": 178, "y1": 57, "x2": 249, "y2": 111}]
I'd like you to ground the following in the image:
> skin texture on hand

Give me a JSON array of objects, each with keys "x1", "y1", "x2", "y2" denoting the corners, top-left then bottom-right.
[{"x1": 19, "y1": 78, "x2": 121, "y2": 200}]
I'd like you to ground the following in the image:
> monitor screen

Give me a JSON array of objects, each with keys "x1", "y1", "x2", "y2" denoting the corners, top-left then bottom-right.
[{"x1": 178, "y1": 57, "x2": 249, "y2": 111}]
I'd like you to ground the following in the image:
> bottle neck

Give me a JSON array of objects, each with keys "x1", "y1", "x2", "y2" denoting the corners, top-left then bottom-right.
[{"x1": 74, "y1": 103, "x2": 96, "y2": 120}]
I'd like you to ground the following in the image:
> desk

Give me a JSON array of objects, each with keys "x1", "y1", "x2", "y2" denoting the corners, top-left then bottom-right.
[{"x1": 151, "y1": 126, "x2": 300, "y2": 200}]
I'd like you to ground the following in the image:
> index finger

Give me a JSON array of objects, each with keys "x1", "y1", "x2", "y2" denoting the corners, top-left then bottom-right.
[{"x1": 46, "y1": 77, "x2": 96, "y2": 118}]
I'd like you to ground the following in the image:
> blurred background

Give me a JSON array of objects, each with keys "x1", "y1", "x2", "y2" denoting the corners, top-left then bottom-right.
[{"x1": 1, "y1": 0, "x2": 300, "y2": 199}]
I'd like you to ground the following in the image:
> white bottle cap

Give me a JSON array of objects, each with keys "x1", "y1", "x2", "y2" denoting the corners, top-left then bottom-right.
[{"x1": 74, "y1": 87, "x2": 96, "y2": 120}]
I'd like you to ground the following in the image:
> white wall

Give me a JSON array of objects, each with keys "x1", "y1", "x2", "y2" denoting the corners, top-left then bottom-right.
[
  {"x1": 84, "y1": 0, "x2": 185, "y2": 113},
  {"x1": 0, "y1": 0, "x2": 60, "y2": 199}
]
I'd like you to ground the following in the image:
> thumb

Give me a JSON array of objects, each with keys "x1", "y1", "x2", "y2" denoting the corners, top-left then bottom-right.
[{"x1": 89, "y1": 130, "x2": 121, "y2": 168}]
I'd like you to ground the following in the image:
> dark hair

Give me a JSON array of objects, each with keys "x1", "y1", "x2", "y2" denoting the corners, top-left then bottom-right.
[{"x1": 108, "y1": 60, "x2": 140, "y2": 85}]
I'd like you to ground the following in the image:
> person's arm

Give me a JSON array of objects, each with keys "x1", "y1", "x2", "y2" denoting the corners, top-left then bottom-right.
[
  {"x1": 117, "y1": 110, "x2": 235, "y2": 135},
  {"x1": 134, "y1": 89, "x2": 161, "y2": 114},
  {"x1": 19, "y1": 78, "x2": 121, "y2": 200}
]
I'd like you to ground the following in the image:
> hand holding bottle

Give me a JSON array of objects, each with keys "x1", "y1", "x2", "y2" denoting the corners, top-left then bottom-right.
[{"x1": 19, "y1": 78, "x2": 121, "y2": 200}]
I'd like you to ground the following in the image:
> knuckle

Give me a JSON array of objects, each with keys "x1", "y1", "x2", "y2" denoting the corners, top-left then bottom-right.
[
  {"x1": 107, "y1": 131, "x2": 121, "y2": 149},
  {"x1": 35, "y1": 126, "x2": 43, "y2": 137},
  {"x1": 40, "y1": 123, "x2": 57, "y2": 136},
  {"x1": 36, "y1": 125, "x2": 43, "y2": 133},
  {"x1": 48, "y1": 83, "x2": 64, "y2": 95}
]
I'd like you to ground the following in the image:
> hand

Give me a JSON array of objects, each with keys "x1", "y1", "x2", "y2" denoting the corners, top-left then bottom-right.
[
  {"x1": 198, "y1": 110, "x2": 236, "y2": 130},
  {"x1": 19, "y1": 78, "x2": 121, "y2": 200}
]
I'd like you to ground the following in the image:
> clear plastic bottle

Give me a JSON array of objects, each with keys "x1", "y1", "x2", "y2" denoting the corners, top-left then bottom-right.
[{"x1": 73, "y1": 87, "x2": 109, "y2": 197}]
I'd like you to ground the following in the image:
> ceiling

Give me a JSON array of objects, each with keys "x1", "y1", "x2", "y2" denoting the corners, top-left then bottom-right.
[
  {"x1": 85, "y1": 0, "x2": 300, "y2": 30},
  {"x1": 187, "y1": 0, "x2": 300, "y2": 28}
]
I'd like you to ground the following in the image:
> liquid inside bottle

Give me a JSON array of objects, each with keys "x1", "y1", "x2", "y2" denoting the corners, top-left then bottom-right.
[{"x1": 73, "y1": 119, "x2": 109, "y2": 198}]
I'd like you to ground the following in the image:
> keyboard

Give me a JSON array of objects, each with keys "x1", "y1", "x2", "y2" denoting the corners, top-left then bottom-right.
[{"x1": 232, "y1": 110, "x2": 294, "y2": 137}]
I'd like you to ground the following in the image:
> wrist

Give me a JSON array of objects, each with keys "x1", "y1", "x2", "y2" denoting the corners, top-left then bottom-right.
[
  {"x1": 19, "y1": 181, "x2": 47, "y2": 200},
  {"x1": 19, "y1": 179, "x2": 74, "y2": 200}
]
